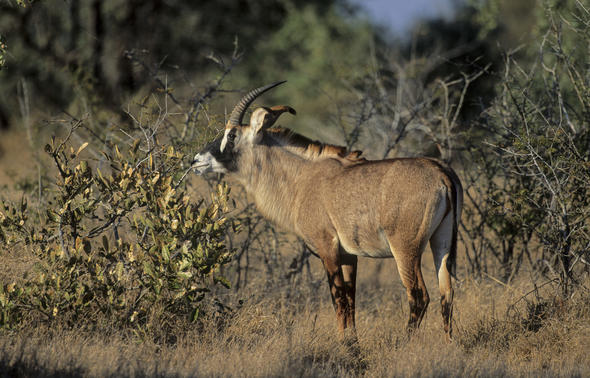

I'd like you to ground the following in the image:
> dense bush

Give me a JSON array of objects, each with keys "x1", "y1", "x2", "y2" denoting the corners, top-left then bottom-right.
[
  {"x1": 0, "y1": 106, "x2": 234, "y2": 336},
  {"x1": 461, "y1": 2, "x2": 590, "y2": 293}
]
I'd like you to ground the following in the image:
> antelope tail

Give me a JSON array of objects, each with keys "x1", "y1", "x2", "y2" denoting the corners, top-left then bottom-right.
[{"x1": 446, "y1": 169, "x2": 463, "y2": 279}]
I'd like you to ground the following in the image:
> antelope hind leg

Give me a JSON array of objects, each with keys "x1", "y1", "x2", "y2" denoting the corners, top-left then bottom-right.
[
  {"x1": 407, "y1": 257, "x2": 430, "y2": 331},
  {"x1": 390, "y1": 246, "x2": 430, "y2": 333},
  {"x1": 430, "y1": 211, "x2": 455, "y2": 340}
]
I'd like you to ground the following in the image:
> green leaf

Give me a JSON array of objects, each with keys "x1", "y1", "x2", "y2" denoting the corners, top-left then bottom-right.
[
  {"x1": 143, "y1": 261, "x2": 155, "y2": 279},
  {"x1": 177, "y1": 270, "x2": 192, "y2": 280},
  {"x1": 214, "y1": 276, "x2": 231, "y2": 289},
  {"x1": 162, "y1": 245, "x2": 170, "y2": 263},
  {"x1": 191, "y1": 308, "x2": 200, "y2": 322}
]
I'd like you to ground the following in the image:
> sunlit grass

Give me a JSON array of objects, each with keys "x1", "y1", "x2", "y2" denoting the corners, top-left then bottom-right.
[{"x1": 1, "y1": 261, "x2": 588, "y2": 376}]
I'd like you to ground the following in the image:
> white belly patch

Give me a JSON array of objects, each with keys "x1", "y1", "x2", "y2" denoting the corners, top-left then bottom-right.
[{"x1": 338, "y1": 228, "x2": 393, "y2": 258}]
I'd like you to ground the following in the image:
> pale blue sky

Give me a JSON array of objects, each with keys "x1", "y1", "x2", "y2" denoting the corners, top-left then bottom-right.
[{"x1": 351, "y1": 0, "x2": 459, "y2": 35}]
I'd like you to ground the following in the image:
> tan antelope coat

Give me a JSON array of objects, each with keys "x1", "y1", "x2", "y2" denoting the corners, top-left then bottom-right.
[{"x1": 193, "y1": 82, "x2": 463, "y2": 340}]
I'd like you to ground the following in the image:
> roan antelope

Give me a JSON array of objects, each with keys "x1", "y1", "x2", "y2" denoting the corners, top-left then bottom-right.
[{"x1": 192, "y1": 82, "x2": 463, "y2": 340}]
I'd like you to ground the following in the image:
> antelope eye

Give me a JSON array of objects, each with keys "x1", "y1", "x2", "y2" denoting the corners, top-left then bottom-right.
[{"x1": 228, "y1": 132, "x2": 236, "y2": 141}]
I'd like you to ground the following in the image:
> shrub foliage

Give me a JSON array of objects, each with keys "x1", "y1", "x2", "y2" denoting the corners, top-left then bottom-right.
[{"x1": 0, "y1": 115, "x2": 233, "y2": 334}]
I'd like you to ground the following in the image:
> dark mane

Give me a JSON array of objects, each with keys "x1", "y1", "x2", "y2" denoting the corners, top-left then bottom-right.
[{"x1": 265, "y1": 127, "x2": 366, "y2": 164}]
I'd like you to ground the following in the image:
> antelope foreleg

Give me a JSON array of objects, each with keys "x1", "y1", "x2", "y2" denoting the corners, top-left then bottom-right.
[
  {"x1": 340, "y1": 253, "x2": 358, "y2": 331},
  {"x1": 323, "y1": 258, "x2": 349, "y2": 334}
]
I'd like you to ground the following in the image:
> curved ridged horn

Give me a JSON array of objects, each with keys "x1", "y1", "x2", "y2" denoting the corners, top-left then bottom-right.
[{"x1": 228, "y1": 81, "x2": 287, "y2": 127}]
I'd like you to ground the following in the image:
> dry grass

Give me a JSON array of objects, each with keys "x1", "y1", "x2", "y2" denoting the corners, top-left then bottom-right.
[{"x1": 0, "y1": 265, "x2": 589, "y2": 377}]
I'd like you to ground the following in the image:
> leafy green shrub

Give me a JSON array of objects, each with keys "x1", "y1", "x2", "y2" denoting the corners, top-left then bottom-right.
[{"x1": 0, "y1": 117, "x2": 234, "y2": 335}]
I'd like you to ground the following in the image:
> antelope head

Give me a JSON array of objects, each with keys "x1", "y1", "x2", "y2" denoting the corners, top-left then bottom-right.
[{"x1": 192, "y1": 81, "x2": 295, "y2": 175}]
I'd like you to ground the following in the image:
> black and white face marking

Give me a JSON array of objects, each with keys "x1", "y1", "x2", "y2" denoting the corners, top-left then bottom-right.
[
  {"x1": 192, "y1": 135, "x2": 237, "y2": 175},
  {"x1": 224, "y1": 128, "x2": 237, "y2": 151},
  {"x1": 220, "y1": 127, "x2": 240, "y2": 153}
]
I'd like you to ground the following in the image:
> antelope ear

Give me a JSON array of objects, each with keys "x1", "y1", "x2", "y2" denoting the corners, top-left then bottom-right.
[
  {"x1": 250, "y1": 105, "x2": 296, "y2": 134},
  {"x1": 265, "y1": 105, "x2": 296, "y2": 128},
  {"x1": 269, "y1": 105, "x2": 296, "y2": 117},
  {"x1": 249, "y1": 107, "x2": 273, "y2": 135}
]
